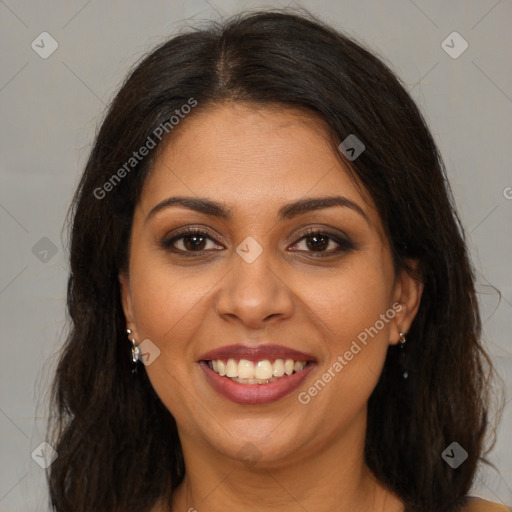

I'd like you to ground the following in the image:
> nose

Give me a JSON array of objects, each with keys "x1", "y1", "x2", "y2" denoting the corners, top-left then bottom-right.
[{"x1": 215, "y1": 248, "x2": 294, "y2": 329}]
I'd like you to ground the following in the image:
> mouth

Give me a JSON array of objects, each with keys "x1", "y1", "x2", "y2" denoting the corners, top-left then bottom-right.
[{"x1": 197, "y1": 344, "x2": 317, "y2": 405}]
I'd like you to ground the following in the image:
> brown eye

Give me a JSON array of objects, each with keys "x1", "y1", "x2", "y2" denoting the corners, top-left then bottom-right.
[
  {"x1": 160, "y1": 229, "x2": 222, "y2": 255},
  {"x1": 304, "y1": 233, "x2": 330, "y2": 251},
  {"x1": 290, "y1": 229, "x2": 355, "y2": 256},
  {"x1": 181, "y1": 234, "x2": 207, "y2": 251}
]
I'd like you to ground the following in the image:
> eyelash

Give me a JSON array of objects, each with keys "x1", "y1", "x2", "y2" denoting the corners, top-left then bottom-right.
[{"x1": 160, "y1": 227, "x2": 355, "y2": 258}]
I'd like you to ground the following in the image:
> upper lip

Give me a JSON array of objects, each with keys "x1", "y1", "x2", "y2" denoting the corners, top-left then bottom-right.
[{"x1": 198, "y1": 344, "x2": 316, "y2": 363}]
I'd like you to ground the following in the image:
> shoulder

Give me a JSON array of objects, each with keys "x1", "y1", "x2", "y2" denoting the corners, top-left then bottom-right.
[{"x1": 462, "y1": 497, "x2": 511, "y2": 512}]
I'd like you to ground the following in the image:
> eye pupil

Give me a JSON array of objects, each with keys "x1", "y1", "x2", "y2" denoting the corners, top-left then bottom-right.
[
  {"x1": 306, "y1": 234, "x2": 329, "y2": 251},
  {"x1": 184, "y1": 235, "x2": 206, "y2": 251}
]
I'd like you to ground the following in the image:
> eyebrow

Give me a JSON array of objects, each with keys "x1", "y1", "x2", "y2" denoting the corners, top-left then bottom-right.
[{"x1": 145, "y1": 195, "x2": 369, "y2": 225}]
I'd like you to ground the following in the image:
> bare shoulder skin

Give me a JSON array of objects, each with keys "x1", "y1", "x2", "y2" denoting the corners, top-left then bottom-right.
[{"x1": 462, "y1": 497, "x2": 511, "y2": 512}]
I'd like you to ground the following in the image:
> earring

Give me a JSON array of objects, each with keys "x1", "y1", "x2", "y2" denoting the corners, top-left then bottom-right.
[
  {"x1": 399, "y1": 332, "x2": 408, "y2": 380},
  {"x1": 126, "y1": 329, "x2": 140, "y2": 374}
]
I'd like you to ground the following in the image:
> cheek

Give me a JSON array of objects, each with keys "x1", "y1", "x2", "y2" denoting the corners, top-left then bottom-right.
[
  {"x1": 129, "y1": 249, "x2": 210, "y2": 342},
  {"x1": 127, "y1": 256, "x2": 208, "y2": 420},
  {"x1": 127, "y1": 251, "x2": 218, "y2": 408},
  {"x1": 311, "y1": 259, "x2": 392, "y2": 341},
  {"x1": 304, "y1": 261, "x2": 394, "y2": 398}
]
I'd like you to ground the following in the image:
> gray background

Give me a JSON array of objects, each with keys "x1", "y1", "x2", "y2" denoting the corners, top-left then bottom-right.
[{"x1": 0, "y1": 0, "x2": 511, "y2": 510}]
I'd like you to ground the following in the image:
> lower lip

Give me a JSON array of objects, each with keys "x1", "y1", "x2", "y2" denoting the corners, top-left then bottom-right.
[{"x1": 198, "y1": 360, "x2": 316, "y2": 405}]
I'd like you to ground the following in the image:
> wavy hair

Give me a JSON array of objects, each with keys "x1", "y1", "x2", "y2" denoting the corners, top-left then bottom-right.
[{"x1": 48, "y1": 9, "x2": 497, "y2": 512}]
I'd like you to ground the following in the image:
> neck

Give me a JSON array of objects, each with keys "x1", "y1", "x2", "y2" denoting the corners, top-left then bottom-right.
[{"x1": 167, "y1": 411, "x2": 404, "y2": 512}]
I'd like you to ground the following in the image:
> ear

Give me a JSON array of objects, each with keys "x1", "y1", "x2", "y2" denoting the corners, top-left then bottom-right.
[
  {"x1": 388, "y1": 260, "x2": 424, "y2": 345},
  {"x1": 119, "y1": 271, "x2": 137, "y2": 334}
]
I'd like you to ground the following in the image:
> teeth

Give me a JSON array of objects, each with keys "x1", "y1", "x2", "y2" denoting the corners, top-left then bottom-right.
[
  {"x1": 238, "y1": 359, "x2": 255, "y2": 379},
  {"x1": 273, "y1": 359, "x2": 285, "y2": 377},
  {"x1": 293, "y1": 361, "x2": 304, "y2": 373},
  {"x1": 226, "y1": 358, "x2": 238, "y2": 377},
  {"x1": 284, "y1": 359, "x2": 294, "y2": 375},
  {"x1": 207, "y1": 357, "x2": 308, "y2": 383},
  {"x1": 254, "y1": 360, "x2": 273, "y2": 380},
  {"x1": 231, "y1": 376, "x2": 279, "y2": 384}
]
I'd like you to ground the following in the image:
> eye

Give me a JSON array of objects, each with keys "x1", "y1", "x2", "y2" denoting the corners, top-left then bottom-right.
[
  {"x1": 290, "y1": 229, "x2": 355, "y2": 257},
  {"x1": 160, "y1": 229, "x2": 222, "y2": 255}
]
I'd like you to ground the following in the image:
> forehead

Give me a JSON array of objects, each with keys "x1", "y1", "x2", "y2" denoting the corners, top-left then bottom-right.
[{"x1": 139, "y1": 103, "x2": 380, "y2": 229}]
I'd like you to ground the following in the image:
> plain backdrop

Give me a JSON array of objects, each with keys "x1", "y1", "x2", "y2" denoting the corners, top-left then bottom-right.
[{"x1": 0, "y1": 1, "x2": 511, "y2": 510}]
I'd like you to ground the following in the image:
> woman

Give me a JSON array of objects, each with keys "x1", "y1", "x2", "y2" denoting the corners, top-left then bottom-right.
[{"x1": 48, "y1": 9, "x2": 508, "y2": 512}]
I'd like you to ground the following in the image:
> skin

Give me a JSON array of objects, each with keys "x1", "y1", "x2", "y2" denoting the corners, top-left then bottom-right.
[{"x1": 120, "y1": 103, "x2": 425, "y2": 512}]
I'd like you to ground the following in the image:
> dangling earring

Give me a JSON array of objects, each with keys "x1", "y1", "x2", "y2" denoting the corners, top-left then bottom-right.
[
  {"x1": 126, "y1": 329, "x2": 140, "y2": 374},
  {"x1": 399, "y1": 332, "x2": 408, "y2": 380}
]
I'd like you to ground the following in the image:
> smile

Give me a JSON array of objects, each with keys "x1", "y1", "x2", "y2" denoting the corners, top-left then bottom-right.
[{"x1": 198, "y1": 343, "x2": 317, "y2": 405}]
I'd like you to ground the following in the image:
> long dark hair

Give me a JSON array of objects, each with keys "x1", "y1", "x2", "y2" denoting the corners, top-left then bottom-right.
[{"x1": 48, "y1": 8, "x2": 497, "y2": 512}]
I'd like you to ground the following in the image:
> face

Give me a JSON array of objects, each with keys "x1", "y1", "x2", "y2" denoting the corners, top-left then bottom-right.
[{"x1": 120, "y1": 103, "x2": 422, "y2": 467}]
